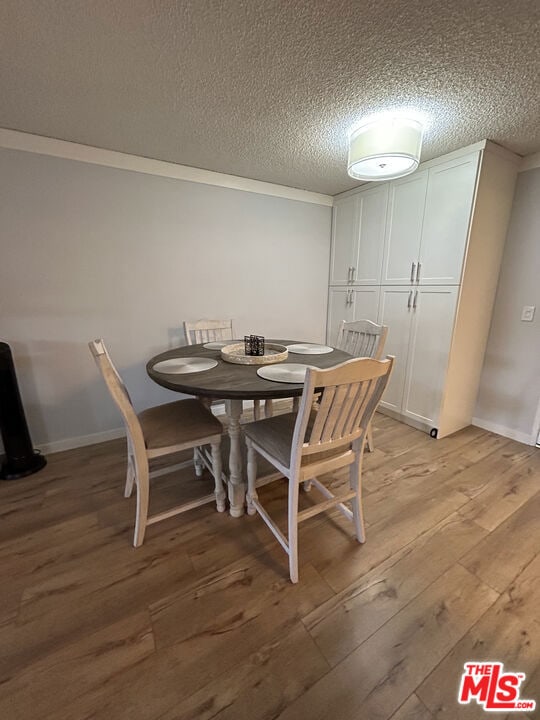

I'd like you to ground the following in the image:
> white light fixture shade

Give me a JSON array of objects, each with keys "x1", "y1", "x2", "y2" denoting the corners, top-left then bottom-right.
[{"x1": 348, "y1": 116, "x2": 424, "y2": 181}]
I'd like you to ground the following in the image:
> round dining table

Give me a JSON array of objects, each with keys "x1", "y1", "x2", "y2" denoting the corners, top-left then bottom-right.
[{"x1": 147, "y1": 340, "x2": 351, "y2": 517}]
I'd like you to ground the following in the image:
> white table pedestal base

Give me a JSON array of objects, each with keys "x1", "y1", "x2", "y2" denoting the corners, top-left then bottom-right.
[{"x1": 225, "y1": 399, "x2": 245, "y2": 517}]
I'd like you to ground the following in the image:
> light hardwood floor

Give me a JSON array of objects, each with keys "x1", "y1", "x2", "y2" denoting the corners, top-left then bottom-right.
[{"x1": 0, "y1": 413, "x2": 539, "y2": 720}]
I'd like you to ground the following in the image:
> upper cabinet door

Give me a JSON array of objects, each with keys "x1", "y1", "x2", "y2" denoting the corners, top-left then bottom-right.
[
  {"x1": 330, "y1": 185, "x2": 388, "y2": 286},
  {"x1": 381, "y1": 171, "x2": 428, "y2": 285},
  {"x1": 417, "y1": 153, "x2": 480, "y2": 285},
  {"x1": 352, "y1": 184, "x2": 388, "y2": 285},
  {"x1": 329, "y1": 195, "x2": 358, "y2": 285}
]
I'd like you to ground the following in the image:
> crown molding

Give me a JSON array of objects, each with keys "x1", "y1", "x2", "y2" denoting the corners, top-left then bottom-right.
[
  {"x1": 0, "y1": 128, "x2": 333, "y2": 207},
  {"x1": 333, "y1": 140, "x2": 530, "y2": 202},
  {"x1": 333, "y1": 141, "x2": 489, "y2": 201}
]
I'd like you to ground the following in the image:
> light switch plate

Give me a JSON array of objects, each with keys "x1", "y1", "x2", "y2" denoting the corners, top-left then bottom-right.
[{"x1": 521, "y1": 305, "x2": 536, "y2": 322}]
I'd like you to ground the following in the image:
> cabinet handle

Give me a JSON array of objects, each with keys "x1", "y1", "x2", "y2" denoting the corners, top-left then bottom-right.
[
  {"x1": 349, "y1": 290, "x2": 354, "y2": 306},
  {"x1": 345, "y1": 290, "x2": 350, "y2": 306},
  {"x1": 407, "y1": 290, "x2": 412, "y2": 309},
  {"x1": 413, "y1": 290, "x2": 418, "y2": 309},
  {"x1": 351, "y1": 267, "x2": 356, "y2": 282},
  {"x1": 416, "y1": 262, "x2": 421, "y2": 283},
  {"x1": 410, "y1": 262, "x2": 416, "y2": 283},
  {"x1": 347, "y1": 266, "x2": 352, "y2": 283}
]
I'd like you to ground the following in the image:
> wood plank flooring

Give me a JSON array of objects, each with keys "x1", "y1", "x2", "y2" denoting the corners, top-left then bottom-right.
[{"x1": 0, "y1": 413, "x2": 539, "y2": 720}]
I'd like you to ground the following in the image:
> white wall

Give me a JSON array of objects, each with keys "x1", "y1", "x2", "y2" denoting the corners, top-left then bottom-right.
[
  {"x1": 474, "y1": 167, "x2": 540, "y2": 444},
  {"x1": 1, "y1": 148, "x2": 331, "y2": 451}
]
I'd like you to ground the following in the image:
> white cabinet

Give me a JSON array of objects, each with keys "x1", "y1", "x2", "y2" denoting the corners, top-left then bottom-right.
[
  {"x1": 356, "y1": 185, "x2": 388, "y2": 284},
  {"x1": 330, "y1": 195, "x2": 357, "y2": 286},
  {"x1": 418, "y1": 154, "x2": 479, "y2": 285},
  {"x1": 327, "y1": 287, "x2": 380, "y2": 346},
  {"x1": 327, "y1": 288, "x2": 353, "y2": 345},
  {"x1": 330, "y1": 184, "x2": 387, "y2": 285},
  {"x1": 378, "y1": 287, "x2": 415, "y2": 413},
  {"x1": 401, "y1": 287, "x2": 459, "y2": 427},
  {"x1": 327, "y1": 141, "x2": 519, "y2": 438},
  {"x1": 381, "y1": 171, "x2": 428, "y2": 285},
  {"x1": 381, "y1": 152, "x2": 480, "y2": 287},
  {"x1": 379, "y1": 286, "x2": 459, "y2": 429}
]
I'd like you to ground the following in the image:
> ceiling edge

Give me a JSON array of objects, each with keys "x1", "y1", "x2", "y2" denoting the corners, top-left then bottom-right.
[
  {"x1": 520, "y1": 151, "x2": 540, "y2": 173},
  {"x1": 0, "y1": 128, "x2": 333, "y2": 207}
]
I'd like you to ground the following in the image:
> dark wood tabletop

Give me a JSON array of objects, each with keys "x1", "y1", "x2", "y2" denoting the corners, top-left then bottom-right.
[{"x1": 146, "y1": 340, "x2": 352, "y2": 400}]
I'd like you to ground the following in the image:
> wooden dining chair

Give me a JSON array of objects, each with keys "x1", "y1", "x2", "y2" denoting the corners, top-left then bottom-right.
[
  {"x1": 335, "y1": 319, "x2": 388, "y2": 452},
  {"x1": 89, "y1": 339, "x2": 226, "y2": 547},
  {"x1": 183, "y1": 318, "x2": 272, "y2": 421},
  {"x1": 183, "y1": 318, "x2": 234, "y2": 346},
  {"x1": 336, "y1": 319, "x2": 388, "y2": 359},
  {"x1": 243, "y1": 356, "x2": 394, "y2": 583}
]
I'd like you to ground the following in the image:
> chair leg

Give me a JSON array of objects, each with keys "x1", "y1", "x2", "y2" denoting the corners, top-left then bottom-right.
[
  {"x1": 133, "y1": 464, "x2": 150, "y2": 547},
  {"x1": 246, "y1": 439, "x2": 258, "y2": 516},
  {"x1": 288, "y1": 478, "x2": 301, "y2": 583},
  {"x1": 124, "y1": 455, "x2": 135, "y2": 498},
  {"x1": 264, "y1": 399, "x2": 273, "y2": 418},
  {"x1": 211, "y1": 442, "x2": 226, "y2": 512},
  {"x1": 303, "y1": 479, "x2": 312, "y2": 492},
  {"x1": 253, "y1": 400, "x2": 262, "y2": 421},
  {"x1": 349, "y1": 441, "x2": 366, "y2": 543},
  {"x1": 193, "y1": 448, "x2": 204, "y2": 477},
  {"x1": 366, "y1": 422, "x2": 374, "y2": 453}
]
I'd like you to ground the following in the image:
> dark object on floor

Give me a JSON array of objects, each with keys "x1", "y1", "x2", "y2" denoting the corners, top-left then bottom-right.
[{"x1": 0, "y1": 341, "x2": 46, "y2": 480}]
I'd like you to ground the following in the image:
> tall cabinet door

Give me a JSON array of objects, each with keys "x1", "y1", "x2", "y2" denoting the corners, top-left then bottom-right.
[
  {"x1": 381, "y1": 171, "x2": 428, "y2": 285},
  {"x1": 327, "y1": 288, "x2": 354, "y2": 346},
  {"x1": 402, "y1": 286, "x2": 459, "y2": 428},
  {"x1": 378, "y1": 287, "x2": 414, "y2": 413},
  {"x1": 418, "y1": 154, "x2": 480, "y2": 285},
  {"x1": 329, "y1": 195, "x2": 358, "y2": 285},
  {"x1": 352, "y1": 184, "x2": 388, "y2": 284}
]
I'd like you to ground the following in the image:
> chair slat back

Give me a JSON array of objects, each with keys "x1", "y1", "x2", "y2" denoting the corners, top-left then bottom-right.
[
  {"x1": 291, "y1": 357, "x2": 393, "y2": 467},
  {"x1": 183, "y1": 319, "x2": 234, "y2": 345},
  {"x1": 88, "y1": 339, "x2": 145, "y2": 452},
  {"x1": 336, "y1": 319, "x2": 388, "y2": 359}
]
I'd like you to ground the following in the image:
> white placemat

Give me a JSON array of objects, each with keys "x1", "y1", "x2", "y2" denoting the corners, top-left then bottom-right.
[
  {"x1": 153, "y1": 358, "x2": 218, "y2": 374},
  {"x1": 257, "y1": 363, "x2": 312, "y2": 384},
  {"x1": 287, "y1": 343, "x2": 333, "y2": 355}
]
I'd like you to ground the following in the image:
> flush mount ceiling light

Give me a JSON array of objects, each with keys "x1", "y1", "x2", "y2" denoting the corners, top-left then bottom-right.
[{"x1": 347, "y1": 115, "x2": 424, "y2": 181}]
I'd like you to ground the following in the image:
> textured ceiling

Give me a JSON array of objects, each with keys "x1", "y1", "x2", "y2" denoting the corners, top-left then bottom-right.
[{"x1": 1, "y1": 0, "x2": 539, "y2": 195}]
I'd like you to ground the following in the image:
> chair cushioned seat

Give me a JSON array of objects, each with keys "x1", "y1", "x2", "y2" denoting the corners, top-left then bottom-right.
[
  {"x1": 138, "y1": 399, "x2": 223, "y2": 449},
  {"x1": 243, "y1": 412, "x2": 351, "y2": 470}
]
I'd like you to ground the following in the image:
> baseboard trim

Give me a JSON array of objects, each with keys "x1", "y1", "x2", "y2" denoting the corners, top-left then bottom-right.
[
  {"x1": 36, "y1": 427, "x2": 126, "y2": 455},
  {"x1": 377, "y1": 405, "x2": 432, "y2": 435},
  {"x1": 36, "y1": 398, "x2": 283, "y2": 455},
  {"x1": 472, "y1": 417, "x2": 535, "y2": 446}
]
